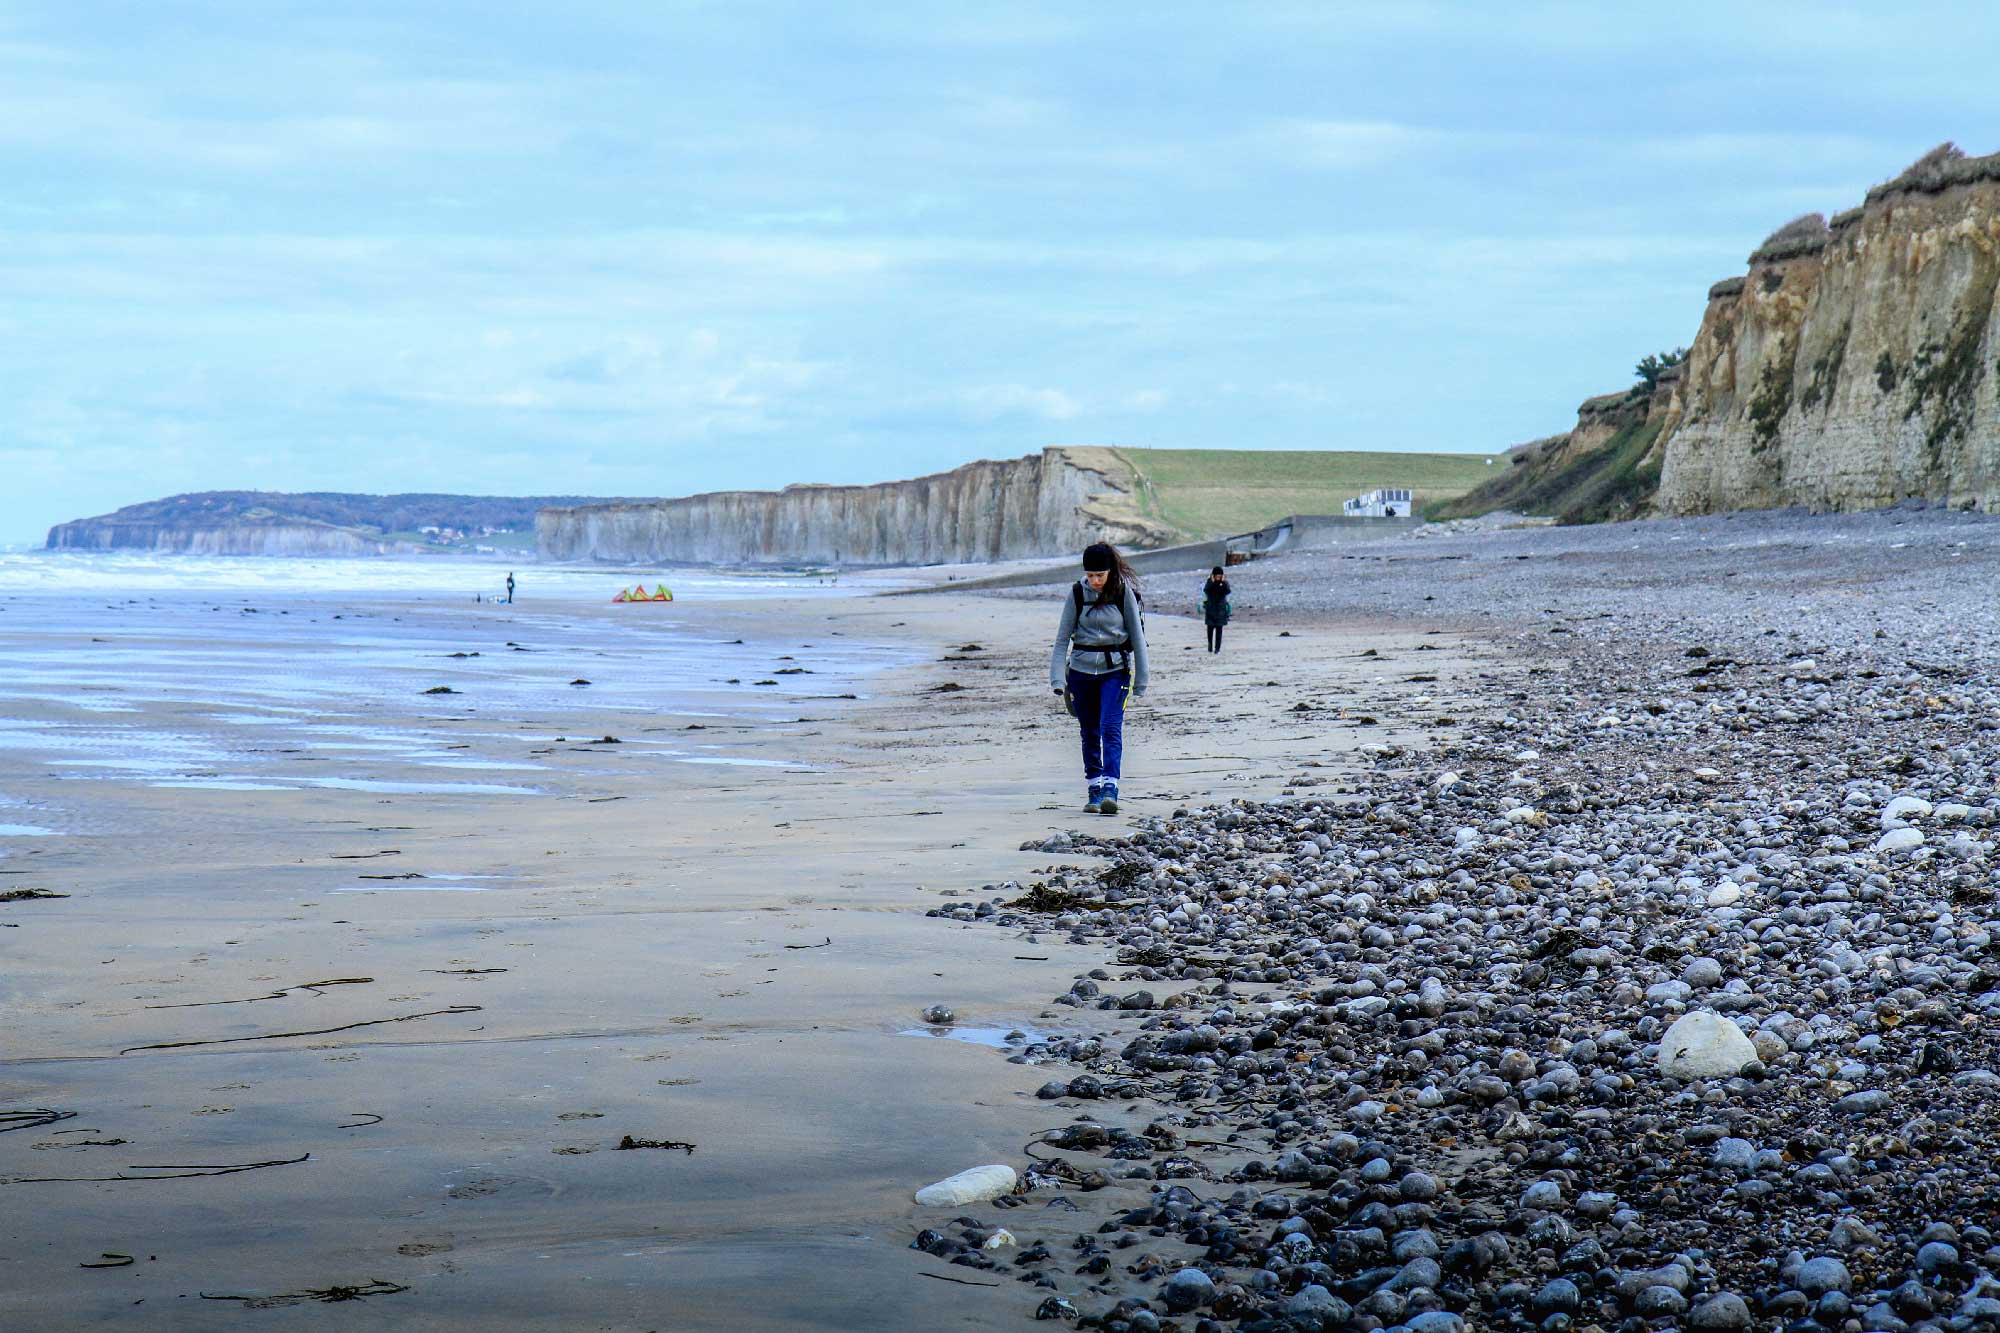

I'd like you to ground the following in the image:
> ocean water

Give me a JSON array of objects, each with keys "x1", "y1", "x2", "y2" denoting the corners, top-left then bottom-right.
[
  {"x1": 0, "y1": 553, "x2": 916, "y2": 836},
  {"x1": 0, "y1": 550, "x2": 870, "y2": 598}
]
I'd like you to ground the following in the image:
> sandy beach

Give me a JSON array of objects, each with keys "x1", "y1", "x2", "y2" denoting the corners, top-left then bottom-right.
[{"x1": 0, "y1": 579, "x2": 1481, "y2": 1329}]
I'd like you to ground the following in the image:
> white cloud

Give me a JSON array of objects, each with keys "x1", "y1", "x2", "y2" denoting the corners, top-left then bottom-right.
[{"x1": 962, "y1": 384, "x2": 1081, "y2": 421}]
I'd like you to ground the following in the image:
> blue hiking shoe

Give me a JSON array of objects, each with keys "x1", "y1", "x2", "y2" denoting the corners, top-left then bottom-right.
[
  {"x1": 1083, "y1": 785, "x2": 1103, "y2": 814},
  {"x1": 1098, "y1": 784, "x2": 1119, "y2": 816}
]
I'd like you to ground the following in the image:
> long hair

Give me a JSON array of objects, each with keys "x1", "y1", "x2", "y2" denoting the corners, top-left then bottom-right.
[{"x1": 1092, "y1": 545, "x2": 1139, "y2": 608}]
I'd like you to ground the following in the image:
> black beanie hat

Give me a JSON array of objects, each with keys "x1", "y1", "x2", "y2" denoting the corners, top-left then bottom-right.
[{"x1": 1082, "y1": 543, "x2": 1115, "y2": 571}]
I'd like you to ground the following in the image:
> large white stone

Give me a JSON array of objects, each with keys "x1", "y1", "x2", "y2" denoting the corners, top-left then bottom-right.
[
  {"x1": 914, "y1": 1164, "x2": 1017, "y2": 1207},
  {"x1": 1873, "y1": 827, "x2": 1925, "y2": 855},
  {"x1": 1657, "y1": 1011, "x2": 1758, "y2": 1080},
  {"x1": 1881, "y1": 796, "x2": 1933, "y2": 829}
]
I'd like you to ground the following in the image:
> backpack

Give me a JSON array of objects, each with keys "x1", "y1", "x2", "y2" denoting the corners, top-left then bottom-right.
[{"x1": 1072, "y1": 580, "x2": 1144, "y2": 670}]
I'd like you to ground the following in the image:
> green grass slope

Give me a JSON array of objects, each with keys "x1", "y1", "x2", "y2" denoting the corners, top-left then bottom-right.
[
  {"x1": 1114, "y1": 448, "x2": 1498, "y2": 539},
  {"x1": 1431, "y1": 418, "x2": 1665, "y2": 524}
]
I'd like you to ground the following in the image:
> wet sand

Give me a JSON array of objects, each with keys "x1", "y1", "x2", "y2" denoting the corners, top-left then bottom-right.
[{"x1": 0, "y1": 588, "x2": 1485, "y2": 1329}]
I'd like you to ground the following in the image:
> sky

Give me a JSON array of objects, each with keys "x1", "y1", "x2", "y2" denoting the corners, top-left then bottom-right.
[{"x1": 4, "y1": 2, "x2": 1998, "y2": 544}]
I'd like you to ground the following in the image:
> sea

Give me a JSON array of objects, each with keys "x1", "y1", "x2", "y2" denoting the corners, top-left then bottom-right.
[{"x1": 0, "y1": 552, "x2": 915, "y2": 845}]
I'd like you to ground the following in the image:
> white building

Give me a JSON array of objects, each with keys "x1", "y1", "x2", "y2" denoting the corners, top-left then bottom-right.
[{"x1": 1343, "y1": 487, "x2": 1413, "y2": 518}]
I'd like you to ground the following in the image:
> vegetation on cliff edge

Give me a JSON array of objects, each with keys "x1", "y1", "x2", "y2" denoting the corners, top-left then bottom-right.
[
  {"x1": 1115, "y1": 447, "x2": 1496, "y2": 539},
  {"x1": 1433, "y1": 416, "x2": 1666, "y2": 525}
]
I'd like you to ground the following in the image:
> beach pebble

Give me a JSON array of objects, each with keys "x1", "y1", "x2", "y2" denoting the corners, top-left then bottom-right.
[
  {"x1": 1712, "y1": 1137, "x2": 1757, "y2": 1170},
  {"x1": 1405, "y1": 1313, "x2": 1464, "y2": 1333},
  {"x1": 913, "y1": 1164, "x2": 1016, "y2": 1207},
  {"x1": 1796, "y1": 1255, "x2": 1850, "y2": 1296},
  {"x1": 1533, "y1": 1277, "x2": 1582, "y2": 1316},
  {"x1": 1159, "y1": 1268, "x2": 1214, "y2": 1312},
  {"x1": 1682, "y1": 956, "x2": 1724, "y2": 988},
  {"x1": 1918, "y1": 1240, "x2": 1960, "y2": 1273},
  {"x1": 1874, "y1": 827, "x2": 1925, "y2": 854},
  {"x1": 1636, "y1": 1284, "x2": 1689, "y2": 1316},
  {"x1": 1519, "y1": 1180, "x2": 1561, "y2": 1210},
  {"x1": 1882, "y1": 795, "x2": 1933, "y2": 827},
  {"x1": 1657, "y1": 1011, "x2": 1758, "y2": 1079},
  {"x1": 1688, "y1": 1292, "x2": 1754, "y2": 1330},
  {"x1": 1399, "y1": 1170, "x2": 1440, "y2": 1201},
  {"x1": 1285, "y1": 1284, "x2": 1344, "y2": 1320}
]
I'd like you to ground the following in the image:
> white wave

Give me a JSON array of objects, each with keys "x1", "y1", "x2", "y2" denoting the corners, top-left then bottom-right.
[{"x1": 0, "y1": 551, "x2": 909, "y2": 598}]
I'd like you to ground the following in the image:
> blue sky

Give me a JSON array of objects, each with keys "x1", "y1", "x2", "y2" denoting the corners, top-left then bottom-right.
[{"x1": 4, "y1": 2, "x2": 1997, "y2": 543}]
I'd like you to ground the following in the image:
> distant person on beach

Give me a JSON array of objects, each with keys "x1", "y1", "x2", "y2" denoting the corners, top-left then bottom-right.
[
  {"x1": 505, "y1": 572, "x2": 516, "y2": 604},
  {"x1": 1051, "y1": 542, "x2": 1149, "y2": 815},
  {"x1": 1202, "y1": 566, "x2": 1232, "y2": 654}
]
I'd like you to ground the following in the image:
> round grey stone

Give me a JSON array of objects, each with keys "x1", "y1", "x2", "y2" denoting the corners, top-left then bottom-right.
[
  {"x1": 1796, "y1": 1255, "x2": 1850, "y2": 1297},
  {"x1": 1160, "y1": 1267, "x2": 1214, "y2": 1313},
  {"x1": 1400, "y1": 1170, "x2": 1441, "y2": 1201},
  {"x1": 1916, "y1": 1240, "x2": 1959, "y2": 1273},
  {"x1": 1687, "y1": 1293, "x2": 1754, "y2": 1331},
  {"x1": 1285, "y1": 1283, "x2": 1340, "y2": 1317},
  {"x1": 1534, "y1": 1278, "x2": 1582, "y2": 1315},
  {"x1": 1520, "y1": 1179, "x2": 1562, "y2": 1209},
  {"x1": 1637, "y1": 1285, "x2": 1689, "y2": 1316},
  {"x1": 1712, "y1": 1137, "x2": 1756, "y2": 1170},
  {"x1": 1407, "y1": 1313, "x2": 1465, "y2": 1333},
  {"x1": 1682, "y1": 956, "x2": 1724, "y2": 988}
]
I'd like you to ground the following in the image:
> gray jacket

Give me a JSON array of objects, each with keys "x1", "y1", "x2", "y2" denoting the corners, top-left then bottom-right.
[{"x1": 1051, "y1": 581, "x2": 1149, "y2": 695}]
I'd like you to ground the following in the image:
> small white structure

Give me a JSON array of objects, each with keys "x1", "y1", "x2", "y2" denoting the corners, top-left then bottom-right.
[{"x1": 1343, "y1": 487, "x2": 1413, "y2": 518}]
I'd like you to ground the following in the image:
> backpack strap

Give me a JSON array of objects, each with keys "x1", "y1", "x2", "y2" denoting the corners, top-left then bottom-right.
[{"x1": 1070, "y1": 581, "x2": 1133, "y2": 672}]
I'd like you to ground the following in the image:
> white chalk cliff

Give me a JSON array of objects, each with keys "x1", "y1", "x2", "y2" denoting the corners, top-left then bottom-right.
[{"x1": 535, "y1": 447, "x2": 1173, "y2": 566}]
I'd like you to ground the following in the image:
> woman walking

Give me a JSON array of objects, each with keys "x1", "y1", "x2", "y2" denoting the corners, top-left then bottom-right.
[
  {"x1": 1202, "y1": 565, "x2": 1231, "y2": 654},
  {"x1": 1051, "y1": 543, "x2": 1149, "y2": 814}
]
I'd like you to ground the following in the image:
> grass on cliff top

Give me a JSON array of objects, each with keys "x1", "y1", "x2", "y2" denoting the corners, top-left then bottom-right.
[{"x1": 1114, "y1": 447, "x2": 1498, "y2": 539}]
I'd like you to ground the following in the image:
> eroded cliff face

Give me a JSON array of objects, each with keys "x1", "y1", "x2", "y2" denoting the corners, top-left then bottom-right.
[
  {"x1": 45, "y1": 517, "x2": 418, "y2": 556},
  {"x1": 1657, "y1": 147, "x2": 2000, "y2": 514},
  {"x1": 45, "y1": 492, "x2": 600, "y2": 555},
  {"x1": 536, "y1": 447, "x2": 1173, "y2": 566}
]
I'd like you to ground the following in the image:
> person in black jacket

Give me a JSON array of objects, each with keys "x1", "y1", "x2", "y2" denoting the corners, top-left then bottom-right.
[{"x1": 1202, "y1": 566, "x2": 1231, "y2": 654}]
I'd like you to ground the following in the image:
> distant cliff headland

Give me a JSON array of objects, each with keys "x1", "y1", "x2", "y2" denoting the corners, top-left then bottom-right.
[
  {"x1": 49, "y1": 449, "x2": 1494, "y2": 568},
  {"x1": 1448, "y1": 141, "x2": 2000, "y2": 522},
  {"x1": 535, "y1": 447, "x2": 1494, "y2": 567},
  {"x1": 46, "y1": 492, "x2": 622, "y2": 557},
  {"x1": 536, "y1": 447, "x2": 1175, "y2": 567}
]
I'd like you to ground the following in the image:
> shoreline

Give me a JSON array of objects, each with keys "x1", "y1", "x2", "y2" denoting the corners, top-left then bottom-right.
[{"x1": 0, "y1": 581, "x2": 1486, "y2": 1328}]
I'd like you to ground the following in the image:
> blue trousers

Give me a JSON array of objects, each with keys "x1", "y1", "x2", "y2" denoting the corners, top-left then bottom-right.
[{"x1": 1066, "y1": 668, "x2": 1128, "y2": 790}]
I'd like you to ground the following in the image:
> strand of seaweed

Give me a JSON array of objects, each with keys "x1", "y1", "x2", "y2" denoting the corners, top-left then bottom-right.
[
  {"x1": 144, "y1": 977, "x2": 375, "y2": 1009},
  {"x1": 8, "y1": 1153, "x2": 310, "y2": 1184},
  {"x1": 1, "y1": 1109, "x2": 78, "y2": 1133},
  {"x1": 201, "y1": 1279, "x2": 408, "y2": 1307},
  {"x1": 119, "y1": 1006, "x2": 481, "y2": 1055}
]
